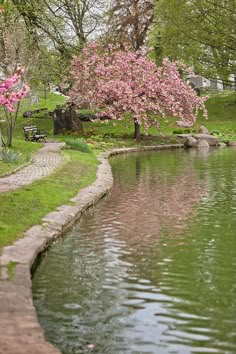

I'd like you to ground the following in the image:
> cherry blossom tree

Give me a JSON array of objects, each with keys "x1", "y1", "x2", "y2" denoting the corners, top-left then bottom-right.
[
  {"x1": 69, "y1": 43, "x2": 208, "y2": 139},
  {"x1": 0, "y1": 67, "x2": 29, "y2": 146}
]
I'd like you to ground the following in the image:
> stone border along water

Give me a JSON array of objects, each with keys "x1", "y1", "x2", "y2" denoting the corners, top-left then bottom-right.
[{"x1": 0, "y1": 144, "x2": 183, "y2": 354}]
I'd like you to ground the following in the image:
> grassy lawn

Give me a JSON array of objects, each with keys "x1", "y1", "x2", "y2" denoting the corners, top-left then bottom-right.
[
  {"x1": 1, "y1": 90, "x2": 235, "y2": 151},
  {"x1": 1, "y1": 89, "x2": 236, "y2": 176},
  {"x1": 0, "y1": 89, "x2": 236, "y2": 250},
  {"x1": 0, "y1": 93, "x2": 67, "y2": 175},
  {"x1": 81, "y1": 91, "x2": 236, "y2": 137},
  {"x1": 197, "y1": 91, "x2": 236, "y2": 134},
  {"x1": 0, "y1": 140, "x2": 41, "y2": 176},
  {"x1": 0, "y1": 92, "x2": 67, "y2": 141},
  {"x1": 0, "y1": 150, "x2": 98, "y2": 249}
]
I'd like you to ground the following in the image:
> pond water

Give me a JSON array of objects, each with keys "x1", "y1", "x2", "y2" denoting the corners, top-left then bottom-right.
[{"x1": 32, "y1": 148, "x2": 236, "y2": 354}]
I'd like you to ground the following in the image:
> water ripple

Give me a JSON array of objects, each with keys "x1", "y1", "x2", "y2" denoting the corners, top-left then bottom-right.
[{"x1": 33, "y1": 149, "x2": 236, "y2": 354}]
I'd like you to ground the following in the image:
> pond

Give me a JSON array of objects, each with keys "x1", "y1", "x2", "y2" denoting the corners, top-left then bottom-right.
[{"x1": 32, "y1": 148, "x2": 236, "y2": 354}]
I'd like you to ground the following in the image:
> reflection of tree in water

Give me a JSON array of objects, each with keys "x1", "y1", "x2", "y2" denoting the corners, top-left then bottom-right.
[{"x1": 104, "y1": 151, "x2": 209, "y2": 251}]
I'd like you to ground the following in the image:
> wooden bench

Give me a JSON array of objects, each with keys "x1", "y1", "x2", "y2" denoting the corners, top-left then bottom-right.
[{"x1": 23, "y1": 126, "x2": 47, "y2": 142}]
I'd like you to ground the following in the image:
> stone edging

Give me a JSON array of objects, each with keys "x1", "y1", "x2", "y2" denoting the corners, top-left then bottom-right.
[
  {"x1": 0, "y1": 143, "x2": 183, "y2": 354},
  {"x1": 0, "y1": 158, "x2": 33, "y2": 178}
]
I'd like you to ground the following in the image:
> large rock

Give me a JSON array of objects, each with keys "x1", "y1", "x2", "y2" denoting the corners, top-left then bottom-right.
[
  {"x1": 198, "y1": 125, "x2": 209, "y2": 134},
  {"x1": 195, "y1": 139, "x2": 209, "y2": 148},
  {"x1": 184, "y1": 136, "x2": 197, "y2": 147},
  {"x1": 228, "y1": 141, "x2": 236, "y2": 146},
  {"x1": 176, "y1": 121, "x2": 193, "y2": 127},
  {"x1": 193, "y1": 134, "x2": 219, "y2": 146},
  {"x1": 53, "y1": 104, "x2": 83, "y2": 135}
]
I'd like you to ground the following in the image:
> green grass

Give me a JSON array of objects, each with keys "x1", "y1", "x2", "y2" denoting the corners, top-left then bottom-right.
[
  {"x1": 0, "y1": 92, "x2": 67, "y2": 175},
  {"x1": 0, "y1": 140, "x2": 41, "y2": 176},
  {"x1": 0, "y1": 150, "x2": 98, "y2": 249},
  {"x1": 82, "y1": 91, "x2": 236, "y2": 140},
  {"x1": 19, "y1": 92, "x2": 67, "y2": 114},
  {"x1": 64, "y1": 137, "x2": 92, "y2": 153},
  {"x1": 1, "y1": 89, "x2": 236, "y2": 250},
  {"x1": 7, "y1": 261, "x2": 17, "y2": 280},
  {"x1": 197, "y1": 91, "x2": 236, "y2": 132},
  {"x1": 0, "y1": 92, "x2": 67, "y2": 142},
  {"x1": 1, "y1": 89, "x2": 236, "y2": 145}
]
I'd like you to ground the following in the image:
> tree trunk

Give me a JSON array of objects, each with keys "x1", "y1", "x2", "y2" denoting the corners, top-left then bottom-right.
[
  {"x1": 134, "y1": 120, "x2": 141, "y2": 140},
  {"x1": 7, "y1": 128, "x2": 13, "y2": 147},
  {"x1": 0, "y1": 127, "x2": 2, "y2": 150},
  {"x1": 44, "y1": 85, "x2": 47, "y2": 100}
]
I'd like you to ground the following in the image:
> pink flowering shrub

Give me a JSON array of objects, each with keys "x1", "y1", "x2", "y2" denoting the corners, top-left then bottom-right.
[
  {"x1": 0, "y1": 68, "x2": 29, "y2": 112},
  {"x1": 69, "y1": 43, "x2": 207, "y2": 137},
  {"x1": 0, "y1": 68, "x2": 29, "y2": 146}
]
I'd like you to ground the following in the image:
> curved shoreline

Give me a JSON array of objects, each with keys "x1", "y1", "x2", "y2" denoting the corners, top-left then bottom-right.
[{"x1": 0, "y1": 144, "x2": 183, "y2": 354}]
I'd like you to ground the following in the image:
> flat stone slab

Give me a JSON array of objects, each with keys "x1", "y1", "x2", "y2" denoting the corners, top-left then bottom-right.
[
  {"x1": 177, "y1": 134, "x2": 193, "y2": 138},
  {"x1": 193, "y1": 134, "x2": 219, "y2": 146}
]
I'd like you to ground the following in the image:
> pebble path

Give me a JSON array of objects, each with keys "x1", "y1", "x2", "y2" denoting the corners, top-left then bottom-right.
[{"x1": 0, "y1": 142, "x2": 65, "y2": 193}]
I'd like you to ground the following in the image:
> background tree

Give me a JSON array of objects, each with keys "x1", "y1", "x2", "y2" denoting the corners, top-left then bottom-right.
[
  {"x1": 68, "y1": 43, "x2": 207, "y2": 139},
  {"x1": 27, "y1": 48, "x2": 67, "y2": 98},
  {"x1": 151, "y1": 0, "x2": 236, "y2": 85},
  {"x1": 1, "y1": 0, "x2": 109, "y2": 92},
  {"x1": 0, "y1": 1, "x2": 36, "y2": 74},
  {"x1": 106, "y1": 0, "x2": 154, "y2": 50},
  {"x1": 10, "y1": 0, "x2": 108, "y2": 52}
]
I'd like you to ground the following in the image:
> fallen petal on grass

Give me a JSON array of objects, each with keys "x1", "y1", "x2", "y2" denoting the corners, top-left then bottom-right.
[{"x1": 87, "y1": 343, "x2": 94, "y2": 350}]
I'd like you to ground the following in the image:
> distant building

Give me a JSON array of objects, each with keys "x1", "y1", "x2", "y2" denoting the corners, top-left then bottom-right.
[
  {"x1": 187, "y1": 75, "x2": 223, "y2": 90},
  {"x1": 0, "y1": 68, "x2": 5, "y2": 81}
]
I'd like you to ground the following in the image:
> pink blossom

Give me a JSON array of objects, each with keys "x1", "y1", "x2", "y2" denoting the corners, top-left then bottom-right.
[
  {"x1": 0, "y1": 69, "x2": 29, "y2": 112},
  {"x1": 68, "y1": 42, "x2": 207, "y2": 132},
  {"x1": 87, "y1": 344, "x2": 94, "y2": 350}
]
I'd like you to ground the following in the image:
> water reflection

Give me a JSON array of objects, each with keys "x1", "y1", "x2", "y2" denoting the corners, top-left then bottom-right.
[{"x1": 33, "y1": 148, "x2": 236, "y2": 354}]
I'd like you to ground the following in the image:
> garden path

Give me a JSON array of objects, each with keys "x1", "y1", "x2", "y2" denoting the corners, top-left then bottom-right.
[{"x1": 0, "y1": 142, "x2": 65, "y2": 193}]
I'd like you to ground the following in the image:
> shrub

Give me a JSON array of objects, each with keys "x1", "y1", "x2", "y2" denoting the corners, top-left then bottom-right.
[
  {"x1": 1, "y1": 148, "x2": 22, "y2": 163},
  {"x1": 211, "y1": 130, "x2": 221, "y2": 136},
  {"x1": 64, "y1": 138, "x2": 92, "y2": 153},
  {"x1": 173, "y1": 129, "x2": 183, "y2": 134}
]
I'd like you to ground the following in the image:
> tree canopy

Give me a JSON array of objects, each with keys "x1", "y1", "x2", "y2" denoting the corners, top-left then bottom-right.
[
  {"x1": 106, "y1": 0, "x2": 154, "y2": 50},
  {"x1": 9, "y1": 0, "x2": 107, "y2": 52},
  {"x1": 68, "y1": 43, "x2": 207, "y2": 139},
  {"x1": 151, "y1": 0, "x2": 236, "y2": 84}
]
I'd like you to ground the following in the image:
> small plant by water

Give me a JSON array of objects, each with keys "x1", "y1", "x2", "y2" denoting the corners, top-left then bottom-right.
[{"x1": 64, "y1": 137, "x2": 92, "y2": 153}]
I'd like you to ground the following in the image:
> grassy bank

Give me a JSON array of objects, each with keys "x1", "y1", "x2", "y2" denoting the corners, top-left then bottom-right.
[
  {"x1": 0, "y1": 140, "x2": 41, "y2": 176},
  {"x1": 1, "y1": 90, "x2": 236, "y2": 152},
  {"x1": 81, "y1": 91, "x2": 236, "y2": 140},
  {"x1": 0, "y1": 150, "x2": 98, "y2": 249},
  {"x1": 0, "y1": 93, "x2": 67, "y2": 175},
  {"x1": 0, "y1": 90, "x2": 236, "y2": 250}
]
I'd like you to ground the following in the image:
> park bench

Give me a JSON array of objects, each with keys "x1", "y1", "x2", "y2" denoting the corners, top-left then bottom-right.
[{"x1": 23, "y1": 125, "x2": 47, "y2": 142}]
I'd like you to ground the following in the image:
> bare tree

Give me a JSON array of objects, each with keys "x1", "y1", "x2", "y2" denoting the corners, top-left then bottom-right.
[
  {"x1": 106, "y1": 0, "x2": 154, "y2": 50},
  {"x1": 11, "y1": 0, "x2": 108, "y2": 52}
]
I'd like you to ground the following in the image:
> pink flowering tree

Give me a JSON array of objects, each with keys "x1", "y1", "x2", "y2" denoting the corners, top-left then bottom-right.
[
  {"x1": 69, "y1": 43, "x2": 208, "y2": 139},
  {"x1": 0, "y1": 68, "x2": 29, "y2": 146}
]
